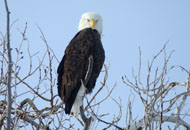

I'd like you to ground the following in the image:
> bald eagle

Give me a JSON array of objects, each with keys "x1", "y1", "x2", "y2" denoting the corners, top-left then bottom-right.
[{"x1": 57, "y1": 12, "x2": 105, "y2": 117}]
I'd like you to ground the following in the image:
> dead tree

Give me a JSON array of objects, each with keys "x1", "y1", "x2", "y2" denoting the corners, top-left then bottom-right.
[{"x1": 123, "y1": 44, "x2": 190, "y2": 129}]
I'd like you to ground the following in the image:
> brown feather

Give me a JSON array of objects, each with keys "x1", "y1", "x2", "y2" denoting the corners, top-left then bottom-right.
[{"x1": 57, "y1": 28, "x2": 105, "y2": 114}]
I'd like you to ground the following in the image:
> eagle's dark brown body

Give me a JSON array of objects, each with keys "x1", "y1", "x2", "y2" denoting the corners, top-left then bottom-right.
[{"x1": 57, "y1": 28, "x2": 105, "y2": 114}]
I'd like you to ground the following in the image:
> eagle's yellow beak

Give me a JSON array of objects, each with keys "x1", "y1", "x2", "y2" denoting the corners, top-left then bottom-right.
[{"x1": 88, "y1": 19, "x2": 95, "y2": 29}]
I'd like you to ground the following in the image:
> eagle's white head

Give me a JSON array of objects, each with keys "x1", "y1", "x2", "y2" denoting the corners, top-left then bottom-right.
[{"x1": 78, "y1": 12, "x2": 103, "y2": 35}]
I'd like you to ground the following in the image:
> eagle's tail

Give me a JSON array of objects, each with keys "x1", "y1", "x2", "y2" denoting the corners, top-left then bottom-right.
[{"x1": 73, "y1": 80, "x2": 86, "y2": 118}]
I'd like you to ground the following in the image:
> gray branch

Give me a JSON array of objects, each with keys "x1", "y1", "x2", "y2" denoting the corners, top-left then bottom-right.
[{"x1": 4, "y1": 0, "x2": 12, "y2": 130}]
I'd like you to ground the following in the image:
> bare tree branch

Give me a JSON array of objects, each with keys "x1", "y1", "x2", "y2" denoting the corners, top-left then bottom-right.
[
  {"x1": 123, "y1": 43, "x2": 190, "y2": 129},
  {"x1": 4, "y1": 0, "x2": 12, "y2": 129}
]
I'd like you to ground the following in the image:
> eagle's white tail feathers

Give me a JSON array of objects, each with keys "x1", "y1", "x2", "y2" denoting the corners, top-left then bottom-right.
[{"x1": 73, "y1": 80, "x2": 86, "y2": 118}]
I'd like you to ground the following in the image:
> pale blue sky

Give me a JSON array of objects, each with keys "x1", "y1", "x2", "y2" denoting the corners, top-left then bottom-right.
[{"x1": 1, "y1": 0, "x2": 190, "y2": 129}]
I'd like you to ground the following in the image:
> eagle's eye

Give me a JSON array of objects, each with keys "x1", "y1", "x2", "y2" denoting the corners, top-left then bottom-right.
[{"x1": 87, "y1": 19, "x2": 90, "y2": 22}]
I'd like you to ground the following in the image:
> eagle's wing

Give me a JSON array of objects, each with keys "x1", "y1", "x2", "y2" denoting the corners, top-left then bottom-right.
[{"x1": 86, "y1": 34, "x2": 105, "y2": 93}]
